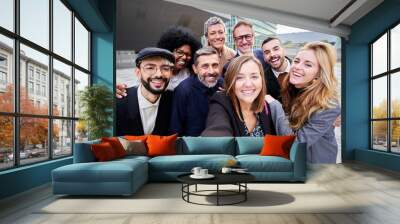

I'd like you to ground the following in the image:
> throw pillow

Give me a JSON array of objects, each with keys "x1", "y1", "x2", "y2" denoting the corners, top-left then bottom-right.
[
  {"x1": 118, "y1": 137, "x2": 147, "y2": 156},
  {"x1": 124, "y1": 135, "x2": 148, "y2": 142},
  {"x1": 259, "y1": 135, "x2": 296, "y2": 159},
  {"x1": 91, "y1": 142, "x2": 117, "y2": 161},
  {"x1": 146, "y1": 134, "x2": 178, "y2": 157},
  {"x1": 101, "y1": 137, "x2": 127, "y2": 158}
]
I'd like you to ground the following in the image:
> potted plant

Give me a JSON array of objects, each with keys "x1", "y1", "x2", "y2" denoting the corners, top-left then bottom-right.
[{"x1": 79, "y1": 84, "x2": 113, "y2": 140}]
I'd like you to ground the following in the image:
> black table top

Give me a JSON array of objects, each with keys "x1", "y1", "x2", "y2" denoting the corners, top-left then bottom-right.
[{"x1": 177, "y1": 172, "x2": 255, "y2": 185}]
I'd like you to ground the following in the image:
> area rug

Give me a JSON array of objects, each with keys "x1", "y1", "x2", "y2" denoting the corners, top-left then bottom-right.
[{"x1": 37, "y1": 183, "x2": 362, "y2": 214}]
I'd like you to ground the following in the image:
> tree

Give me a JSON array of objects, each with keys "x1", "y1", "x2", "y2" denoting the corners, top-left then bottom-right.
[
  {"x1": 372, "y1": 99, "x2": 400, "y2": 143},
  {"x1": 0, "y1": 84, "x2": 59, "y2": 151}
]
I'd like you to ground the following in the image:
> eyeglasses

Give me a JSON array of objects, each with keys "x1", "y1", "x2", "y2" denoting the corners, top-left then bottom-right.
[
  {"x1": 174, "y1": 49, "x2": 192, "y2": 58},
  {"x1": 140, "y1": 64, "x2": 173, "y2": 75},
  {"x1": 233, "y1": 34, "x2": 253, "y2": 42}
]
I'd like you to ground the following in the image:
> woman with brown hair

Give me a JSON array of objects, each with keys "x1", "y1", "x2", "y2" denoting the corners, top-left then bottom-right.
[
  {"x1": 266, "y1": 41, "x2": 341, "y2": 163},
  {"x1": 201, "y1": 55, "x2": 276, "y2": 137}
]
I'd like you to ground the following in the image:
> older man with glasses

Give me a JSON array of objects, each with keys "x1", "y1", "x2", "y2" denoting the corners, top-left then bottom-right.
[
  {"x1": 223, "y1": 20, "x2": 269, "y2": 75},
  {"x1": 116, "y1": 47, "x2": 175, "y2": 136}
]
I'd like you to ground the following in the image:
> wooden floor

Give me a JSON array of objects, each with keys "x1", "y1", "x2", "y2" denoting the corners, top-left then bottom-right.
[{"x1": 1, "y1": 162, "x2": 400, "y2": 224}]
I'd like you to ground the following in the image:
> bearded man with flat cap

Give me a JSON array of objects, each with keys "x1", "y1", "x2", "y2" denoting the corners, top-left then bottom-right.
[{"x1": 116, "y1": 47, "x2": 175, "y2": 136}]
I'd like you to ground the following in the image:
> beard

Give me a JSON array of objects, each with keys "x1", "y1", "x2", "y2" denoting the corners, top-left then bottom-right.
[
  {"x1": 269, "y1": 55, "x2": 284, "y2": 69},
  {"x1": 141, "y1": 76, "x2": 170, "y2": 95},
  {"x1": 198, "y1": 73, "x2": 219, "y2": 88}
]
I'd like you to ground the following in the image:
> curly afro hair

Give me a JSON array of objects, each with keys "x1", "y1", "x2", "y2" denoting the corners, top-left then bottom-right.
[{"x1": 157, "y1": 26, "x2": 202, "y2": 69}]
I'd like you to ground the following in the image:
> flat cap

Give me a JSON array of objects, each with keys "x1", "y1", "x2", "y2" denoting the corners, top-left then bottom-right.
[{"x1": 135, "y1": 47, "x2": 175, "y2": 65}]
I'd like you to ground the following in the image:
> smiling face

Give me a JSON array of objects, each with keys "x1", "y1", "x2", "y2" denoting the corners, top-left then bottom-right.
[
  {"x1": 233, "y1": 25, "x2": 254, "y2": 55},
  {"x1": 173, "y1": 44, "x2": 192, "y2": 71},
  {"x1": 206, "y1": 23, "x2": 225, "y2": 51},
  {"x1": 234, "y1": 60, "x2": 263, "y2": 105},
  {"x1": 289, "y1": 49, "x2": 320, "y2": 88},
  {"x1": 135, "y1": 57, "x2": 172, "y2": 95},
  {"x1": 192, "y1": 54, "x2": 220, "y2": 87},
  {"x1": 262, "y1": 39, "x2": 286, "y2": 70}
]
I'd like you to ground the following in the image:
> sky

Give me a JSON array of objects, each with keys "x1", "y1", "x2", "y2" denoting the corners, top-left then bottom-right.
[
  {"x1": 276, "y1": 24, "x2": 309, "y2": 34},
  {"x1": 0, "y1": 0, "x2": 89, "y2": 72}
]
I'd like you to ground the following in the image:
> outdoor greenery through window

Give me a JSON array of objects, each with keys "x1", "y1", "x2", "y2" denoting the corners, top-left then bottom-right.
[
  {"x1": 371, "y1": 22, "x2": 400, "y2": 153},
  {"x1": 0, "y1": 0, "x2": 91, "y2": 170}
]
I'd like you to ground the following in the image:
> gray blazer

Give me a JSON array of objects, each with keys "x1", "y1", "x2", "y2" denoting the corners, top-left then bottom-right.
[{"x1": 269, "y1": 100, "x2": 341, "y2": 164}]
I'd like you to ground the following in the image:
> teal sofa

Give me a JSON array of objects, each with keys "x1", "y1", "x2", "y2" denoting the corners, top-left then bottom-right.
[{"x1": 52, "y1": 137, "x2": 306, "y2": 196}]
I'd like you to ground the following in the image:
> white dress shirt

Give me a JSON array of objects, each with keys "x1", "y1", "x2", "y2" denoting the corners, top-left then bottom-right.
[
  {"x1": 137, "y1": 85, "x2": 161, "y2": 134},
  {"x1": 272, "y1": 58, "x2": 291, "y2": 78}
]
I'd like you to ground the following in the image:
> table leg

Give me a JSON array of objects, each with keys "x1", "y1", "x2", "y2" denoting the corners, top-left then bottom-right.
[
  {"x1": 217, "y1": 184, "x2": 220, "y2": 206},
  {"x1": 245, "y1": 183, "x2": 247, "y2": 201}
]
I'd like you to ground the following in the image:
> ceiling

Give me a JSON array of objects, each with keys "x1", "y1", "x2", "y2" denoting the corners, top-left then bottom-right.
[
  {"x1": 117, "y1": 0, "x2": 384, "y2": 50},
  {"x1": 164, "y1": 0, "x2": 384, "y2": 38}
]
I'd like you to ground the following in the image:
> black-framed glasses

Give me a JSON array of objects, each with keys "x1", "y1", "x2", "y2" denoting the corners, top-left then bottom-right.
[
  {"x1": 234, "y1": 34, "x2": 253, "y2": 42},
  {"x1": 174, "y1": 49, "x2": 192, "y2": 58},
  {"x1": 140, "y1": 64, "x2": 173, "y2": 75}
]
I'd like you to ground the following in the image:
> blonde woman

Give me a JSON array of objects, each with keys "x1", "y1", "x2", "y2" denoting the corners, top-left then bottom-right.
[
  {"x1": 266, "y1": 41, "x2": 341, "y2": 163},
  {"x1": 202, "y1": 56, "x2": 276, "y2": 137},
  {"x1": 204, "y1": 17, "x2": 235, "y2": 73}
]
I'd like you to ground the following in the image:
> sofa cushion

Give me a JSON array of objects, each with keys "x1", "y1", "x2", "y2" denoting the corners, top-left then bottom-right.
[
  {"x1": 179, "y1": 137, "x2": 235, "y2": 155},
  {"x1": 235, "y1": 137, "x2": 263, "y2": 155},
  {"x1": 148, "y1": 154, "x2": 235, "y2": 172},
  {"x1": 236, "y1": 155, "x2": 293, "y2": 172},
  {"x1": 52, "y1": 159, "x2": 146, "y2": 183}
]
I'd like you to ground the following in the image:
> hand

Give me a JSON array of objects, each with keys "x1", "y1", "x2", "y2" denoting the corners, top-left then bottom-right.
[
  {"x1": 265, "y1": 95, "x2": 276, "y2": 103},
  {"x1": 116, "y1": 83, "x2": 127, "y2": 99},
  {"x1": 333, "y1": 115, "x2": 341, "y2": 127},
  {"x1": 218, "y1": 86, "x2": 225, "y2": 92}
]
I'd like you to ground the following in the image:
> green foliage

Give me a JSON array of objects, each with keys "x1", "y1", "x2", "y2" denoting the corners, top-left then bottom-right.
[{"x1": 79, "y1": 84, "x2": 113, "y2": 140}]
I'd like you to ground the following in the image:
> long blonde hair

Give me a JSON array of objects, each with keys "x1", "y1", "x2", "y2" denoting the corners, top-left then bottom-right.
[
  {"x1": 281, "y1": 41, "x2": 339, "y2": 130},
  {"x1": 224, "y1": 55, "x2": 266, "y2": 120}
]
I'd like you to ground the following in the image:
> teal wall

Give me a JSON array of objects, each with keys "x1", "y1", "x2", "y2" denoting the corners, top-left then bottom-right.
[
  {"x1": 344, "y1": 0, "x2": 400, "y2": 171},
  {"x1": 0, "y1": 0, "x2": 116, "y2": 200}
]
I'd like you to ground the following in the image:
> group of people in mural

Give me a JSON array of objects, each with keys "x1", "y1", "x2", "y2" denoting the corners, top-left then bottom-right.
[{"x1": 115, "y1": 17, "x2": 341, "y2": 164}]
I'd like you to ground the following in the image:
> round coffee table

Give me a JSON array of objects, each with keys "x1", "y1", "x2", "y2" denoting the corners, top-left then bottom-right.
[{"x1": 177, "y1": 172, "x2": 255, "y2": 206}]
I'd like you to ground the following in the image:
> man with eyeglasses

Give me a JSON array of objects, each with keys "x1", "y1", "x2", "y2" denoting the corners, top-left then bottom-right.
[
  {"x1": 170, "y1": 47, "x2": 223, "y2": 136},
  {"x1": 116, "y1": 47, "x2": 175, "y2": 136},
  {"x1": 222, "y1": 20, "x2": 269, "y2": 74}
]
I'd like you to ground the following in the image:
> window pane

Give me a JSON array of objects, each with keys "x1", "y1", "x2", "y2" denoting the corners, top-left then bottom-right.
[
  {"x1": 20, "y1": 44, "x2": 49, "y2": 115},
  {"x1": 372, "y1": 121, "x2": 388, "y2": 151},
  {"x1": 0, "y1": 0, "x2": 14, "y2": 31},
  {"x1": 53, "y1": 0, "x2": 72, "y2": 60},
  {"x1": 392, "y1": 120, "x2": 400, "y2": 153},
  {"x1": 74, "y1": 69, "x2": 89, "y2": 118},
  {"x1": 75, "y1": 18, "x2": 89, "y2": 70},
  {"x1": 0, "y1": 34, "x2": 14, "y2": 112},
  {"x1": 372, "y1": 33, "x2": 387, "y2": 76},
  {"x1": 53, "y1": 119, "x2": 72, "y2": 158},
  {"x1": 0, "y1": 116, "x2": 13, "y2": 170},
  {"x1": 20, "y1": 0, "x2": 49, "y2": 49},
  {"x1": 75, "y1": 120, "x2": 88, "y2": 143},
  {"x1": 391, "y1": 72, "x2": 400, "y2": 118},
  {"x1": 391, "y1": 24, "x2": 400, "y2": 70},
  {"x1": 372, "y1": 77, "x2": 387, "y2": 119},
  {"x1": 53, "y1": 59, "x2": 72, "y2": 117},
  {"x1": 20, "y1": 117, "x2": 49, "y2": 165}
]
